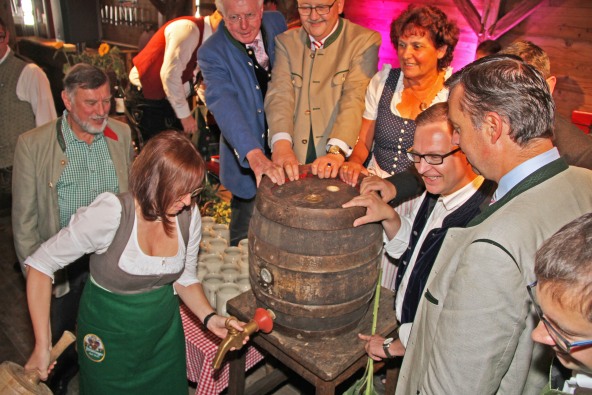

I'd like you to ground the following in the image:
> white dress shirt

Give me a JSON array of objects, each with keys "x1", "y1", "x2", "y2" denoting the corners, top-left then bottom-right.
[
  {"x1": 362, "y1": 64, "x2": 452, "y2": 177},
  {"x1": 385, "y1": 176, "x2": 484, "y2": 346},
  {"x1": 129, "y1": 16, "x2": 214, "y2": 120}
]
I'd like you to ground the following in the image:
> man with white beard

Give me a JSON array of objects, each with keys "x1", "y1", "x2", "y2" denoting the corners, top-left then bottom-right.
[{"x1": 11, "y1": 63, "x2": 132, "y2": 395}]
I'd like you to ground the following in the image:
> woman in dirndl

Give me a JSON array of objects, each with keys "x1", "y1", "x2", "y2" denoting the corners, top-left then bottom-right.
[
  {"x1": 24, "y1": 131, "x2": 245, "y2": 394},
  {"x1": 338, "y1": 4, "x2": 459, "y2": 289}
]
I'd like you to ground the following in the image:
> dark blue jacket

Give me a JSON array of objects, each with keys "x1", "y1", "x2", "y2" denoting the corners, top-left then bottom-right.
[{"x1": 198, "y1": 12, "x2": 287, "y2": 199}]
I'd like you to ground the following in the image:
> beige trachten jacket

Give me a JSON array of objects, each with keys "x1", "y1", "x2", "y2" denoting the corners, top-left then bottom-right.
[{"x1": 265, "y1": 18, "x2": 381, "y2": 163}]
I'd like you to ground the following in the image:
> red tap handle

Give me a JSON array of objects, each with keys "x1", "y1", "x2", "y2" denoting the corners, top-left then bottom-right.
[{"x1": 254, "y1": 308, "x2": 274, "y2": 333}]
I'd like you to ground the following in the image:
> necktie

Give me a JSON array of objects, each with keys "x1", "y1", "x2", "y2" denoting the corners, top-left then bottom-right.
[
  {"x1": 312, "y1": 40, "x2": 323, "y2": 51},
  {"x1": 249, "y1": 39, "x2": 269, "y2": 70}
]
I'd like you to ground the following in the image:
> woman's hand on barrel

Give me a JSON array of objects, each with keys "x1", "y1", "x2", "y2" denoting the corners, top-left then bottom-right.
[
  {"x1": 24, "y1": 346, "x2": 55, "y2": 380},
  {"x1": 339, "y1": 161, "x2": 368, "y2": 187}
]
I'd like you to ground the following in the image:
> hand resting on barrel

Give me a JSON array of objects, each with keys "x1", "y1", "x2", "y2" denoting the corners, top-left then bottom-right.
[
  {"x1": 339, "y1": 160, "x2": 368, "y2": 187},
  {"x1": 359, "y1": 175, "x2": 398, "y2": 202},
  {"x1": 310, "y1": 153, "x2": 345, "y2": 179},
  {"x1": 272, "y1": 140, "x2": 300, "y2": 181},
  {"x1": 342, "y1": 192, "x2": 402, "y2": 239},
  {"x1": 246, "y1": 148, "x2": 285, "y2": 186}
]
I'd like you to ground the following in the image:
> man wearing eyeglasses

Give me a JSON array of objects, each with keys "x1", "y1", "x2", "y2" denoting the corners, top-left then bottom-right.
[
  {"x1": 530, "y1": 213, "x2": 592, "y2": 394},
  {"x1": 345, "y1": 102, "x2": 495, "y2": 360},
  {"x1": 392, "y1": 55, "x2": 592, "y2": 395},
  {"x1": 197, "y1": 0, "x2": 287, "y2": 246},
  {"x1": 0, "y1": 17, "x2": 56, "y2": 212},
  {"x1": 265, "y1": 0, "x2": 381, "y2": 180}
]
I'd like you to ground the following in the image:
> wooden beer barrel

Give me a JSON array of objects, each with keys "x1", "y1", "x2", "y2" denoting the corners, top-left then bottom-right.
[{"x1": 248, "y1": 166, "x2": 383, "y2": 337}]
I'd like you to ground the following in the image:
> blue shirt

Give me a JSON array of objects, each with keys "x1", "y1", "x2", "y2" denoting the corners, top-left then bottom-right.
[{"x1": 493, "y1": 147, "x2": 560, "y2": 202}]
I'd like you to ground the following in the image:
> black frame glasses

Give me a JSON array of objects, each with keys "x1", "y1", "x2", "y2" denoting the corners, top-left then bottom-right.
[
  {"x1": 527, "y1": 281, "x2": 592, "y2": 353},
  {"x1": 297, "y1": 0, "x2": 338, "y2": 16},
  {"x1": 406, "y1": 147, "x2": 461, "y2": 165}
]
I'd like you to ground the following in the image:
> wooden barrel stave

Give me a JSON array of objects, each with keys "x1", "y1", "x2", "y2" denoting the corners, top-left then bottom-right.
[{"x1": 249, "y1": 168, "x2": 383, "y2": 337}]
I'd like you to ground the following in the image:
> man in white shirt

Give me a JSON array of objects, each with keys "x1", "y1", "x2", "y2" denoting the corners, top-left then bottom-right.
[
  {"x1": 344, "y1": 102, "x2": 494, "y2": 358},
  {"x1": 530, "y1": 213, "x2": 592, "y2": 394},
  {"x1": 126, "y1": 12, "x2": 221, "y2": 141},
  {"x1": 0, "y1": 16, "x2": 56, "y2": 211}
]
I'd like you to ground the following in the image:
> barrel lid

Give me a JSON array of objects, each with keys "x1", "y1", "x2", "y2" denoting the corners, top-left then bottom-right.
[{"x1": 256, "y1": 165, "x2": 368, "y2": 230}]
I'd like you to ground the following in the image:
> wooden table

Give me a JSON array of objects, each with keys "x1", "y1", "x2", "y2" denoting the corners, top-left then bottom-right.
[{"x1": 226, "y1": 288, "x2": 399, "y2": 395}]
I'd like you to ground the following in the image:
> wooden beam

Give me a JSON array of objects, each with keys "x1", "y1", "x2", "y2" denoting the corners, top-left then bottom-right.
[
  {"x1": 452, "y1": 0, "x2": 484, "y2": 36},
  {"x1": 481, "y1": 0, "x2": 501, "y2": 39},
  {"x1": 488, "y1": 0, "x2": 545, "y2": 39}
]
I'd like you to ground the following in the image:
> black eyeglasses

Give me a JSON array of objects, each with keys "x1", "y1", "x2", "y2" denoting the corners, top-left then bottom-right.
[
  {"x1": 527, "y1": 281, "x2": 592, "y2": 353},
  {"x1": 406, "y1": 147, "x2": 461, "y2": 165},
  {"x1": 297, "y1": 0, "x2": 337, "y2": 16}
]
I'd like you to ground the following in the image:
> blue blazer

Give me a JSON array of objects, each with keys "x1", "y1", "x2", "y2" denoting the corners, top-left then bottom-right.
[{"x1": 198, "y1": 12, "x2": 287, "y2": 199}]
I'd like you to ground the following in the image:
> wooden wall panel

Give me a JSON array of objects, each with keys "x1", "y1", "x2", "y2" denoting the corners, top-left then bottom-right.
[{"x1": 499, "y1": 0, "x2": 592, "y2": 117}]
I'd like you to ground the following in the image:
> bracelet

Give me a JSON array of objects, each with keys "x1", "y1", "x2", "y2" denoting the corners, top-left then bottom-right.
[{"x1": 203, "y1": 312, "x2": 216, "y2": 329}]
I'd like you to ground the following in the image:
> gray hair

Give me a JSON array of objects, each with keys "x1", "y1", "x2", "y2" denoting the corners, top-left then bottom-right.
[
  {"x1": 535, "y1": 213, "x2": 592, "y2": 321},
  {"x1": 63, "y1": 63, "x2": 109, "y2": 100},
  {"x1": 445, "y1": 54, "x2": 554, "y2": 146},
  {"x1": 215, "y1": 0, "x2": 264, "y2": 16}
]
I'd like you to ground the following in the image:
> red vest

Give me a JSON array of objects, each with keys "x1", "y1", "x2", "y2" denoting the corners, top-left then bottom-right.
[{"x1": 133, "y1": 16, "x2": 205, "y2": 100}]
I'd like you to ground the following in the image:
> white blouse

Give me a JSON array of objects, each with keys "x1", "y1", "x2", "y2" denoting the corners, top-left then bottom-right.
[
  {"x1": 25, "y1": 193, "x2": 201, "y2": 288},
  {"x1": 363, "y1": 64, "x2": 452, "y2": 120}
]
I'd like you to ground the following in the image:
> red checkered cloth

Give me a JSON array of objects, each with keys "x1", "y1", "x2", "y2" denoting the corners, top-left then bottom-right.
[{"x1": 180, "y1": 304, "x2": 265, "y2": 395}]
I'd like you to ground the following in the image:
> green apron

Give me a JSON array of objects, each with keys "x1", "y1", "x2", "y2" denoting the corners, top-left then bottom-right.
[{"x1": 77, "y1": 280, "x2": 187, "y2": 395}]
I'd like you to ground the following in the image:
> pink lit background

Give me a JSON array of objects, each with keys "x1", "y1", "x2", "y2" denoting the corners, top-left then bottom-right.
[{"x1": 344, "y1": 1, "x2": 481, "y2": 73}]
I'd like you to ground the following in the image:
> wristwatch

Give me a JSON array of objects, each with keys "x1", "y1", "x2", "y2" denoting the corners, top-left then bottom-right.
[
  {"x1": 383, "y1": 337, "x2": 395, "y2": 359},
  {"x1": 326, "y1": 145, "x2": 346, "y2": 158}
]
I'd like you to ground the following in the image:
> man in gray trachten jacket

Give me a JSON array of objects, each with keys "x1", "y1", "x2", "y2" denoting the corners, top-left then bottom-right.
[{"x1": 395, "y1": 55, "x2": 592, "y2": 394}]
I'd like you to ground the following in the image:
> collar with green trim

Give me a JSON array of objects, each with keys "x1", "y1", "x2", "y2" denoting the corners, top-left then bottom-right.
[
  {"x1": 305, "y1": 17, "x2": 343, "y2": 50},
  {"x1": 468, "y1": 158, "x2": 569, "y2": 227}
]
